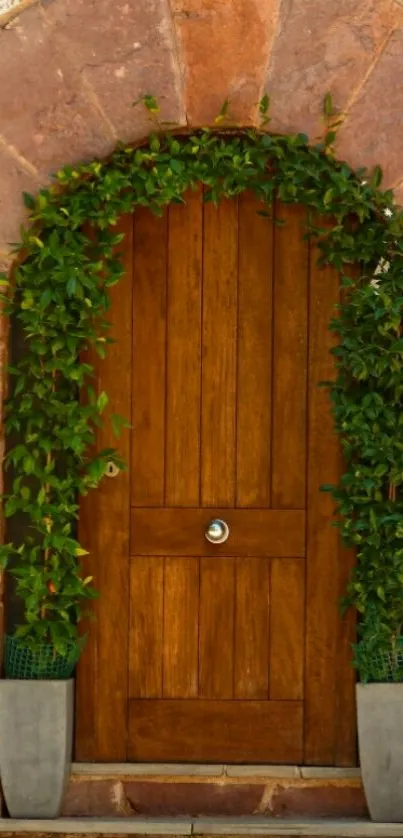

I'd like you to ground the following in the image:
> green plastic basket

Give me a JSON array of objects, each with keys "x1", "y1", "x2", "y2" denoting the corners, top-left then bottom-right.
[
  {"x1": 359, "y1": 637, "x2": 403, "y2": 683},
  {"x1": 4, "y1": 634, "x2": 84, "y2": 680}
]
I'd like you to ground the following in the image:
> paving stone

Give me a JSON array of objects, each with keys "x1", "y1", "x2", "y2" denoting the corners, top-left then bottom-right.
[
  {"x1": 192, "y1": 818, "x2": 403, "y2": 836},
  {"x1": 63, "y1": 774, "x2": 367, "y2": 820},
  {"x1": 336, "y1": 24, "x2": 403, "y2": 187},
  {"x1": 300, "y1": 769, "x2": 361, "y2": 780},
  {"x1": 0, "y1": 820, "x2": 193, "y2": 834},
  {"x1": 72, "y1": 764, "x2": 224, "y2": 777},
  {"x1": 64, "y1": 780, "x2": 266, "y2": 819},
  {"x1": 225, "y1": 767, "x2": 301, "y2": 779},
  {"x1": 267, "y1": 782, "x2": 367, "y2": 820},
  {"x1": 172, "y1": 0, "x2": 279, "y2": 126},
  {"x1": 43, "y1": 0, "x2": 186, "y2": 142},
  {"x1": 264, "y1": 0, "x2": 397, "y2": 140}
]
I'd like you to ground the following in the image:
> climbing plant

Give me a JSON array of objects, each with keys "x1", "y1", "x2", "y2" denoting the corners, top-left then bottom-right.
[{"x1": 1, "y1": 96, "x2": 403, "y2": 679}]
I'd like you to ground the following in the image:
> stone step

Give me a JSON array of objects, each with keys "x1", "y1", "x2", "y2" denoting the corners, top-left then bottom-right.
[
  {"x1": 0, "y1": 818, "x2": 403, "y2": 837},
  {"x1": 63, "y1": 765, "x2": 366, "y2": 820}
]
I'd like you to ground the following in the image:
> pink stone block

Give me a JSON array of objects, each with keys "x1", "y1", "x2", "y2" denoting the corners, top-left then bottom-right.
[
  {"x1": 336, "y1": 26, "x2": 403, "y2": 187},
  {"x1": 43, "y1": 0, "x2": 186, "y2": 141},
  {"x1": 0, "y1": 146, "x2": 40, "y2": 253},
  {"x1": 264, "y1": 0, "x2": 397, "y2": 141},
  {"x1": 173, "y1": 0, "x2": 279, "y2": 126},
  {"x1": 0, "y1": 6, "x2": 115, "y2": 175}
]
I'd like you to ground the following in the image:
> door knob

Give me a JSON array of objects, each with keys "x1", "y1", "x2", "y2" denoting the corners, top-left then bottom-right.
[{"x1": 205, "y1": 519, "x2": 230, "y2": 544}]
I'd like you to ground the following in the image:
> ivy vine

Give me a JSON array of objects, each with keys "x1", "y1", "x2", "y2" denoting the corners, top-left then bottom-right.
[{"x1": 1, "y1": 96, "x2": 403, "y2": 679}]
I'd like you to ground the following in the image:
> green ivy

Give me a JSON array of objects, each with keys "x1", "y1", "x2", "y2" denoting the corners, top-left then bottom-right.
[{"x1": 1, "y1": 98, "x2": 403, "y2": 677}]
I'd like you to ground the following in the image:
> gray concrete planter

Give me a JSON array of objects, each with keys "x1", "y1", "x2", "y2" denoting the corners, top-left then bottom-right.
[
  {"x1": 357, "y1": 682, "x2": 403, "y2": 822},
  {"x1": 0, "y1": 678, "x2": 73, "y2": 818}
]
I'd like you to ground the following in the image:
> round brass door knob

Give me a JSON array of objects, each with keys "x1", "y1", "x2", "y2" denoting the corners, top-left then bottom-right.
[{"x1": 205, "y1": 519, "x2": 230, "y2": 544}]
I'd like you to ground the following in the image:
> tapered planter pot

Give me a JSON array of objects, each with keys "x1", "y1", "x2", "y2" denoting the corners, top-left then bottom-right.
[
  {"x1": 357, "y1": 683, "x2": 403, "y2": 822},
  {"x1": 0, "y1": 679, "x2": 73, "y2": 818}
]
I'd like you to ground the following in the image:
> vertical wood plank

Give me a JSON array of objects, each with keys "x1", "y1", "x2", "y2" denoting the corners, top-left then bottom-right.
[
  {"x1": 199, "y1": 558, "x2": 235, "y2": 698},
  {"x1": 305, "y1": 234, "x2": 341, "y2": 764},
  {"x1": 270, "y1": 558, "x2": 305, "y2": 700},
  {"x1": 237, "y1": 193, "x2": 273, "y2": 508},
  {"x1": 131, "y1": 208, "x2": 167, "y2": 506},
  {"x1": 75, "y1": 439, "x2": 98, "y2": 759},
  {"x1": 166, "y1": 192, "x2": 202, "y2": 507},
  {"x1": 129, "y1": 557, "x2": 164, "y2": 698},
  {"x1": 163, "y1": 557, "x2": 199, "y2": 698},
  {"x1": 201, "y1": 198, "x2": 238, "y2": 507},
  {"x1": 334, "y1": 544, "x2": 357, "y2": 765},
  {"x1": 76, "y1": 214, "x2": 133, "y2": 760},
  {"x1": 272, "y1": 202, "x2": 308, "y2": 509},
  {"x1": 234, "y1": 557, "x2": 270, "y2": 699}
]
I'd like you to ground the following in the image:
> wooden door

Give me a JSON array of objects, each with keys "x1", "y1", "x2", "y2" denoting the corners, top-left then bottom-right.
[{"x1": 76, "y1": 190, "x2": 356, "y2": 765}]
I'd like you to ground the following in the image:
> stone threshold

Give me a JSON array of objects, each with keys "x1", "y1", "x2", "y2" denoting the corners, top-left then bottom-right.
[
  {"x1": 0, "y1": 817, "x2": 402, "y2": 836},
  {"x1": 63, "y1": 766, "x2": 366, "y2": 820},
  {"x1": 71, "y1": 765, "x2": 361, "y2": 780}
]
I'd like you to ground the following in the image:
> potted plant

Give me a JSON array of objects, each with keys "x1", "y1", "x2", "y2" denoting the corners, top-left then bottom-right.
[
  {"x1": 0, "y1": 231, "x2": 125, "y2": 817},
  {"x1": 329, "y1": 252, "x2": 403, "y2": 823},
  {"x1": 355, "y1": 608, "x2": 403, "y2": 822}
]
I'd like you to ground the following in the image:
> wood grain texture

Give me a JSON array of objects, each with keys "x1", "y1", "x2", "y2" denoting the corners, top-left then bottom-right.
[
  {"x1": 166, "y1": 192, "x2": 202, "y2": 507},
  {"x1": 305, "y1": 233, "x2": 341, "y2": 765},
  {"x1": 234, "y1": 557, "x2": 270, "y2": 699},
  {"x1": 131, "y1": 208, "x2": 167, "y2": 506},
  {"x1": 334, "y1": 544, "x2": 357, "y2": 766},
  {"x1": 130, "y1": 508, "x2": 305, "y2": 557},
  {"x1": 128, "y1": 699, "x2": 304, "y2": 762},
  {"x1": 129, "y1": 557, "x2": 164, "y2": 698},
  {"x1": 199, "y1": 558, "x2": 235, "y2": 698},
  {"x1": 270, "y1": 558, "x2": 305, "y2": 701},
  {"x1": 76, "y1": 214, "x2": 133, "y2": 760},
  {"x1": 201, "y1": 198, "x2": 238, "y2": 507},
  {"x1": 272, "y1": 202, "x2": 308, "y2": 509},
  {"x1": 163, "y1": 557, "x2": 199, "y2": 698},
  {"x1": 236, "y1": 192, "x2": 273, "y2": 508}
]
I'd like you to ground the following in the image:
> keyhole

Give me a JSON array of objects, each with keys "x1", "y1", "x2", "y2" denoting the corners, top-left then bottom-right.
[{"x1": 106, "y1": 461, "x2": 119, "y2": 478}]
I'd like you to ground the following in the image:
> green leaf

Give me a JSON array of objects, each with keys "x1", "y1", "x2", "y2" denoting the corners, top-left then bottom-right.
[
  {"x1": 97, "y1": 391, "x2": 109, "y2": 413},
  {"x1": 259, "y1": 94, "x2": 270, "y2": 116},
  {"x1": 323, "y1": 92, "x2": 333, "y2": 117},
  {"x1": 23, "y1": 192, "x2": 36, "y2": 210}
]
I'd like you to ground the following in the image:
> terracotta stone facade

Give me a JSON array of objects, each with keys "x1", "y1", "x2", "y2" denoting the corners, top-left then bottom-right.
[{"x1": 1, "y1": 0, "x2": 403, "y2": 273}]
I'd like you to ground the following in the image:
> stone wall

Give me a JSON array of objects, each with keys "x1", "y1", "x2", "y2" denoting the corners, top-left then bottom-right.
[{"x1": 1, "y1": 0, "x2": 403, "y2": 275}]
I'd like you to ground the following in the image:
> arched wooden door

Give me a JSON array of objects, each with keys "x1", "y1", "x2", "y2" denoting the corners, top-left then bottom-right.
[{"x1": 76, "y1": 190, "x2": 356, "y2": 765}]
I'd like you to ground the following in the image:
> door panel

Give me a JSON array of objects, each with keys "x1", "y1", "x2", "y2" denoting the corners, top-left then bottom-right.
[
  {"x1": 236, "y1": 192, "x2": 273, "y2": 508},
  {"x1": 166, "y1": 192, "x2": 202, "y2": 507},
  {"x1": 234, "y1": 557, "x2": 270, "y2": 699},
  {"x1": 201, "y1": 199, "x2": 238, "y2": 507},
  {"x1": 270, "y1": 558, "x2": 305, "y2": 701},
  {"x1": 130, "y1": 508, "x2": 305, "y2": 557},
  {"x1": 131, "y1": 210, "x2": 167, "y2": 507},
  {"x1": 272, "y1": 202, "x2": 308, "y2": 509},
  {"x1": 128, "y1": 699, "x2": 304, "y2": 763},
  {"x1": 162, "y1": 556, "x2": 200, "y2": 699},
  {"x1": 199, "y1": 558, "x2": 236, "y2": 699},
  {"x1": 305, "y1": 236, "x2": 346, "y2": 764},
  {"x1": 76, "y1": 191, "x2": 357, "y2": 766}
]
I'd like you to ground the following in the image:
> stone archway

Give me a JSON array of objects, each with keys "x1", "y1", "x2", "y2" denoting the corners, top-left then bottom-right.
[{"x1": 1, "y1": 0, "x2": 403, "y2": 279}]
